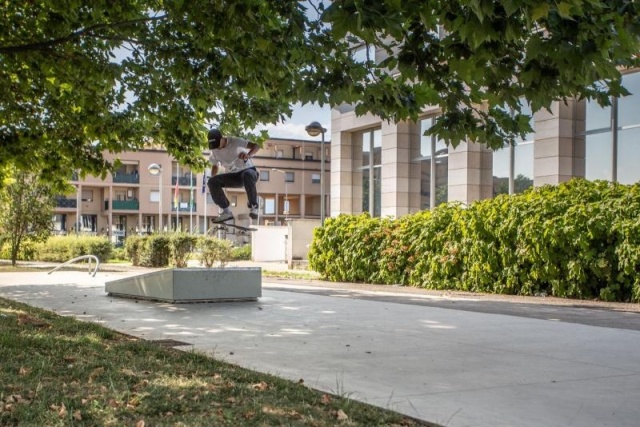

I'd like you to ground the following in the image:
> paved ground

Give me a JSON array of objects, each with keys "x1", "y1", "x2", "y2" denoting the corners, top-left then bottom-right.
[{"x1": 1, "y1": 263, "x2": 640, "y2": 427}]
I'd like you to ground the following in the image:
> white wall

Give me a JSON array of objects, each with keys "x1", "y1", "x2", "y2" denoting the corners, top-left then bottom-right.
[
  {"x1": 287, "y1": 219, "x2": 320, "y2": 265},
  {"x1": 251, "y1": 226, "x2": 288, "y2": 262}
]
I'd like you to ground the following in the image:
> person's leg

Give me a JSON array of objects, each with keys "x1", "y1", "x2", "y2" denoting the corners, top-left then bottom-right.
[
  {"x1": 241, "y1": 168, "x2": 259, "y2": 208},
  {"x1": 207, "y1": 172, "x2": 244, "y2": 209}
]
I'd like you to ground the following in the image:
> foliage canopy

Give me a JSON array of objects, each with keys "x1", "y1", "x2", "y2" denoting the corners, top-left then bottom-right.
[{"x1": 1, "y1": 0, "x2": 639, "y2": 186}]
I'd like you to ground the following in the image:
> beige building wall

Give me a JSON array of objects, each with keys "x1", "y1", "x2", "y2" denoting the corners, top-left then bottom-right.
[
  {"x1": 53, "y1": 138, "x2": 330, "y2": 243},
  {"x1": 330, "y1": 99, "x2": 589, "y2": 216}
]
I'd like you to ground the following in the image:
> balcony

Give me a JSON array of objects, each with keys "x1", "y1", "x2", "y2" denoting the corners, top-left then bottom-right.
[
  {"x1": 172, "y1": 203, "x2": 197, "y2": 212},
  {"x1": 112, "y1": 172, "x2": 140, "y2": 184},
  {"x1": 106, "y1": 200, "x2": 140, "y2": 210},
  {"x1": 55, "y1": 197, "x2": 77, "y2": 208},
  {"x1": 172, "y1": 176, "x2": 197, "y2": 186}
]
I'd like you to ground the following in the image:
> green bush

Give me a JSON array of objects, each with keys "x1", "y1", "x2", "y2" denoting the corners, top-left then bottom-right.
[
  {"x1": 197, "y1": 236, "x2": 232, "y2": 268},
  {"x1": 34, "y1": 236, "x2": 112, "y2": 262},
  {"x1": 138, "y1": 235, "x2": 170, "y2": 267},
  {"x1": 124, "y1": 235, "x2": 145, "y2": 266},
  {"x1": 309, "y1": 179, "x2": 640, "y2": 302},
  {"x1": 169, "y1": 233, "x2": 197, "y2": 267},
  {"x1": 231, "y1": 244, "x2": 251, "y2": 261}
]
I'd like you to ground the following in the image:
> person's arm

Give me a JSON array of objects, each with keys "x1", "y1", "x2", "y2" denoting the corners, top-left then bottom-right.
[
  {"x1": 211, "y1": 164, "x2": 219, "y2": 176},
  {"x1": 239, "y1": 142, "x2": 259, "y2": 161}
]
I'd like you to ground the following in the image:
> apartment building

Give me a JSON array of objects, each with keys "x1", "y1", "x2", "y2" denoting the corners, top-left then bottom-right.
[
  {"x1": 331, "y1": 68, "x2": 640, "y2": 218},
  {"x1": 53, "y1": 137, "x2": 330, "y2": 244}
]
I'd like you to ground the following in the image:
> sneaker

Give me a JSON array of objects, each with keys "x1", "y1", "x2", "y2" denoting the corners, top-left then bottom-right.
[
  {"x1": 249, "y1": 206, "x2": 259, "y2": 220},
  {"x1": 212, "y1": 211, "x2": 234, "y2": 223}
]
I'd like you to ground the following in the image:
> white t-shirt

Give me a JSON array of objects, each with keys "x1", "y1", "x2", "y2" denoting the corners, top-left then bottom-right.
[{"x1": 208, "y1": 137, "x2": 254, "y2": 173}]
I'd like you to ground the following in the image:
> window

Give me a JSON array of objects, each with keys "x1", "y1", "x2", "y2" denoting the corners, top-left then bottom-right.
[
  {"x1": 276, "y1": 150, "x2": 284, "y2": 159},
  {"x1": 492, "y1": 99, "x2": 534, "y2": 195},
  {"x1": 305, "y1": 152, "x2": 313, "y2": 160},
  {"x1": 150, "y1": 190, "x2": 160, "y2": 202},
  {"x1": 582, "y1": 72, "x2": 640, "y2": 184},
  {"x1": 81, "y1": 189, "x2": 93, "y2": 202},
  {"x1": 311, "y1": 173, "x2": 320, "y2": 184},
  {"x1": 416, "y1": 117, "x2": 448, "y2": 209},
  {"x1": 359, "y1": 129, "x2": 382, "y2": 216},
  {"x1": 285, "y1": 172, "x2": 294, "y2": 182},
  {"x1": 260, "y1": 170, "x2": 270, "y2": 181},
  {"x1": 264, "y1": 198, "x2": 275, "y2": 215}
]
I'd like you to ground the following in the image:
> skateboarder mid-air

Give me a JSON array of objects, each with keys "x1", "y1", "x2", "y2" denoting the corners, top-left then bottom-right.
[{"x1": 207, "y1": 128, "x2": 260, "y2": 223}]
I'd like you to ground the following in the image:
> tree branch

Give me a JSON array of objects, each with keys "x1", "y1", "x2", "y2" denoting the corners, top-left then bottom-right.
[{"x1": 0, "y1": 15, "x2": 167, "y2": 54}]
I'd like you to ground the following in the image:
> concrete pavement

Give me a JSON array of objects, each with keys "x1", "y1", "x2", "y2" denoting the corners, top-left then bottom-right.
[{"x1": 1, "y1": 266, "x2": 640, "y2": 426}]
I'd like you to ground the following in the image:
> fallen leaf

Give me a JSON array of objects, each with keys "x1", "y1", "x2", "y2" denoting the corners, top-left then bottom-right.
[
  {"x1": 251, "y1": 381, "x2": 269, "y2": 391},
  {"x1": 336, "y1": 409, "x2": 348, "y2": 420},
  {"x1": 73, "y1": 410, "x2": 82, "y2": 421},
  {"x1": 321, "y1": 394, "x2": 332, "y2": 405},
  {"x1": 135, "y1": 420, "x2": 145, "y2": 427},
  {"x1": 121, "y1": 368, "x2": 136, "y2": 376},
  {"x1": 58, "y1": 403, "x2": 68, "y2": 418},
  {"x1": 18, "y1": 366, "x2": 30, "y2": 376},
  {"x1": 17, "y1": 313, "x2": 50, "y2": 327}
]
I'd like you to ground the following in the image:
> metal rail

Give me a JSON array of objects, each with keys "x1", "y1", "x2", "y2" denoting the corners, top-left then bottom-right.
[{"x1": 47, "y1": 255, "x2": 100, "y2": 277}]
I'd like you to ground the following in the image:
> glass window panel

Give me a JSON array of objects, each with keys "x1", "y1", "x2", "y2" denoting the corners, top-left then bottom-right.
[
  {"x1": 617, "y1": 127, "x2": 640, "y2": 184},
  {"x1": 264, "y1": 198, "x2": 275, "y2": 215},
  {"x1": 493, "y1": 148, "x2": 510, "y2": 195},
  {"x1": 517, "y1": 100, "x2": 535, "y2": 143},
  {"x1": 150, "y1": 190, "x2": 160, "y2": 202},
  {"x1": 362, "y1": 168, "x2": 370, "y2": 213},
  {"x1": 514, "y1": 142, "x2": 534, "y2": 193},
  {"x1": 618, "y1": 72, "x2": 640, "y2": 128},
  {"x1": 372, "y1": 129, "x2": 382, "y2": 166},
  {"x1": 420, "y1": 118, "x2": 433, "y2": 158},
  {"x1": 362, "y1": 131, "x2": 371, "y2": 167},
  {"x1": 586, "y1": 100, "x2": 611, "y2": 132},
  {"x1": 419, "y1": 160, "x2": 431, "y2": 209},
  {"x1": 585, "y1": 132, "x2": 613, "y2": 181},
  {"x1": 373, "y1": 166, "x2": 382, "y2": 216},
  {"x1": 435, "y1": 156, "x2": 448, "y2": 206}
]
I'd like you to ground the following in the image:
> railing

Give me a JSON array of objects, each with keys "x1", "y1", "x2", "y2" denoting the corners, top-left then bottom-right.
[
  {"x1": 55, "y1": 197, "x2": 77, "y2": 208},
  {"x1": 112, "y1": 173, "x2": 140, "y2": 184},
  {"x1": 172, "y1": 176, "x2": 197, "y2": 186},
  {"x1": 111, "y1": 200, "x2": 139, "y2": 210},
  {"x1": 47, "y1": 255, "x2": 100, "y2": 277},
  {"x1": 172, "y1": 203, "x2": 197, "y2": 212}
]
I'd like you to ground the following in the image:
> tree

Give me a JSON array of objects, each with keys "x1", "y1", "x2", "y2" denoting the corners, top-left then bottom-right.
[
  {"x1": 0, "y1": 170, "x2": 56, "y2": 266},
  {"x1": 2, "y1": 1, "x2": 639, "y2": 187},
  {"x1": 320, "y1": 0, "x2": 640, "y2": 148}
]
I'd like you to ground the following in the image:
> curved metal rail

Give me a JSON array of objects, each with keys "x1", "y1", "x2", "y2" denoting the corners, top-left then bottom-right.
[{"x1": 47, "y1": 255, "x2": 100, "y2": 277}]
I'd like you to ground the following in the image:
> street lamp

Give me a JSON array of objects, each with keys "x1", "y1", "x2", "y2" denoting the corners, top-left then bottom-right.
[
  {"x1": 305, "y1": 121, "x2": 327, "y2": 225},
  {"x1": 148, "y1": 163, "x2": 162, "y2": 233},
  {"x1": 272, "y1": 168, "x2": 289, "y2": 218}
]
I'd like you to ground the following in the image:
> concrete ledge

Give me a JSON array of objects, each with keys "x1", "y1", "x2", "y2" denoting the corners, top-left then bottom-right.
[{"x1": 105, "y1": 267, "x2": 261, "y2": 303}]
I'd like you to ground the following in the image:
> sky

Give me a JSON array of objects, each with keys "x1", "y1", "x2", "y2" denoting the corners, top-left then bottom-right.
[{"x1": 256, "y1": 102, "x2": 331, "y2": 141}]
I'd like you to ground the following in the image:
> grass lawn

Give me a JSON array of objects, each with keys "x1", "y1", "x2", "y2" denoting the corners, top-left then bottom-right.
[{"x1": 0, "y1": 297, "x2": 435, "y2": 426}]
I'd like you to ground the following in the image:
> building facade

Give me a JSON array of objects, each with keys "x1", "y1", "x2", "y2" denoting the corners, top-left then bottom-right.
[
  {"x1": 330, "y1": 70, "x2": 640, "y2": 218},
  {"x1": 53, "y1": 137, "x2": 330, "y2": 243}
]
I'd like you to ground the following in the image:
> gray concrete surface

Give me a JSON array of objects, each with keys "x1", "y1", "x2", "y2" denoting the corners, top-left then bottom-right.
[{"x1": 1, "y1": 266, "x2": 640, "y2": 427}]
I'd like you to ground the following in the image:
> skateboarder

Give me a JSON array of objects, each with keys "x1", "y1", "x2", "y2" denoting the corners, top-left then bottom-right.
[{"x1": 207, "y1": 128, "x2": 260, "y2": 223}]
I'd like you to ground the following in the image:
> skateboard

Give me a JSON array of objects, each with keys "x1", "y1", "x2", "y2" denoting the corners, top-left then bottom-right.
[{"x1": 210, "y1": 220, "x2": 257, "y2": 235}]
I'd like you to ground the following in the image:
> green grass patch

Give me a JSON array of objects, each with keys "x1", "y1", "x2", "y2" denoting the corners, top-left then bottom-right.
[{"x1": 0, "y1": 297, "x2": 434, "y2": 426}]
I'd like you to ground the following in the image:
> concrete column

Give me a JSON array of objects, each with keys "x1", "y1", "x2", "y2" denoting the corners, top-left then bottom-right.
[
  {"x1": 448, "y1": 141, "x2": 493, "y2": 205},
  {"x1": 380, "y1": 121, "x2": 421, "y2": 217},
  {"x1": 534, "y1": 99, "x2": 585, "y2": 185},
  {"x1": 330, "y1": 130, "x2": 360, "y2": 215}
]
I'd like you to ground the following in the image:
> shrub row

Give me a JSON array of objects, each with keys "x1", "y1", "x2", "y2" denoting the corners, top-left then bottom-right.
[
  {"x1": 308, "y1": 179, "x2": 640, "y2": 302},
  {"x1": 33, "y1": 236, "x2": 113, "y2": 262}
]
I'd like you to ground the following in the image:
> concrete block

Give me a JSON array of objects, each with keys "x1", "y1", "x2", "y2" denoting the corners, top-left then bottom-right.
[{"x1": 105, "y1": 267, "x2": 261, "y2": 303}]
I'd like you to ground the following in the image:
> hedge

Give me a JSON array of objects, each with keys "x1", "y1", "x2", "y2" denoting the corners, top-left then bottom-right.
[{"x1": 308, "y1": 179, "x2": 640, "y2": 302}]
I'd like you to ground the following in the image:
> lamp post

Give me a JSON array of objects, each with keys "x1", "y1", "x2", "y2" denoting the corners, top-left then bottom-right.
[
  {"x1": 305, "y1": 121, "x2": 327, "y2": 225},
  {"x1": 272, "y1": 168, "x2": 289, "y2": 219},
  {"x1": 148, "y1": 163, "x2": 162, "y2": 233}
]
